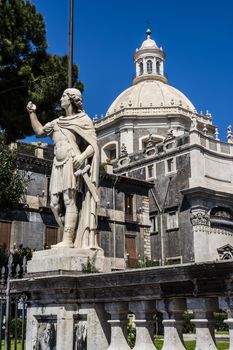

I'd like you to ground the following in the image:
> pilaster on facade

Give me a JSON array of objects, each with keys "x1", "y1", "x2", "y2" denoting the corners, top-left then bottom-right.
[{"x1": 190, "y1": 206, "x2": 211, "y2": 262}]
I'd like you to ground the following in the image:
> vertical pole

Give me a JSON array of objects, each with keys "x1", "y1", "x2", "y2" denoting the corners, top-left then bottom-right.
[
  {"x1": 4, "y1": 280, "x2": 10, "y2": 350},
  {"x1": 5, "y1": 255, "x2": 13, "y2": 350},
  {"x1": 14, "y1": 300, "x2": 17, "y2": 350},
  {"x1": 21, "y1": 298, "x2": 26, "y2": 350},
  {"x1": 0, "y1": 300, "x2": 2, "y2": 349},
  {"x1": 68, "y1": 0, "x2": 74, "y2": 87}
]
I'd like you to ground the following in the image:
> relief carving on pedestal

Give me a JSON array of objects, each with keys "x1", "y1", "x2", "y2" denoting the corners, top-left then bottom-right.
[
  {"x1": 34, "y1": 319, "x2": 56, "y2": 350},
  {"x1": 73, "y1": 315, "x2": 87, "y2": 350}
]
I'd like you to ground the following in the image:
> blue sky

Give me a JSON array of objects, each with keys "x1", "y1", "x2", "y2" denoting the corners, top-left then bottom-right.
[{"x1": 29, "y1": 0, "x2": 233, "y2": 142}]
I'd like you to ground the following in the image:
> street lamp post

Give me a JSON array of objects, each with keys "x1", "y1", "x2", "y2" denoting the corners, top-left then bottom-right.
[{"x1": 68, "y1": 0, "x2": 74, "y2": 88}]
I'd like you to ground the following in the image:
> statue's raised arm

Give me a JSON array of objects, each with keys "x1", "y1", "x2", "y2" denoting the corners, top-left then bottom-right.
[{"x1": 26, "y1": 101, "x2": 46, "y2": 137}]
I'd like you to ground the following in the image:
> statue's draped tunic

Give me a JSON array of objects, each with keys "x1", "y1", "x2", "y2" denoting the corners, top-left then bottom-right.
[{"x1": 43, "y1": 112, "x2": 99, "y2": 248}]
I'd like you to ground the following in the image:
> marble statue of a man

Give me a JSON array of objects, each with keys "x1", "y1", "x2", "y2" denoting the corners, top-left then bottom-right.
[{"x1": 26, "y1": 88, "x2": 99, "y2": 249}]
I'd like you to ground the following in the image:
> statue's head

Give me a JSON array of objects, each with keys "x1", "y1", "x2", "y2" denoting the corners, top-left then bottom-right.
[{"x1": 63, "y1": 88, "x2": 83, "y2": 111}]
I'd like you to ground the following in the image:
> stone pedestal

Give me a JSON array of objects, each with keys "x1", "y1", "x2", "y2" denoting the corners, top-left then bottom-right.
[
  {"x1": 24, "y1": 246, "x2": 111, "y2": 349},
  {"x1": 27, "y1": 247, "x2": 111, "y2": 273}
]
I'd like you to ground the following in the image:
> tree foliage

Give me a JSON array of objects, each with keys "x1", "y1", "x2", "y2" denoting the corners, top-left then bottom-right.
[
  {"x1": 0, "y1": 132, "x2": 30, "y2": 209},
  {"x1": 0, "y1": 0, "x2": 83, "y2": 142}
]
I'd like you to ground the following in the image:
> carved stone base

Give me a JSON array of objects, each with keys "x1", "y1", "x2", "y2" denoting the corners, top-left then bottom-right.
[{"x1": 27, "y1": 247, "x2": 111, "y2": 273}]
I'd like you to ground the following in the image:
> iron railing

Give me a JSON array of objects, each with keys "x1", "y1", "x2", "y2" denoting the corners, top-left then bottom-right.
[{"x1": 0, "y1": 255, "x2": 27, "y2": 350}]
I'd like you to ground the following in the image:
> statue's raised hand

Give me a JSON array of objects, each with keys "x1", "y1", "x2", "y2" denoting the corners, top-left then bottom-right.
[{"x1": 26, "y1": 101, "x2": 37, "y2": 113}]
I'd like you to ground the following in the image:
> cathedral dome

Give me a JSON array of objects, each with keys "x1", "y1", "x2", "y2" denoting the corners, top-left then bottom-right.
[
  {"x1": 106, "y1": 79, "x2": 195, "y2": 115},
  {"x1": 106, "y1": 29, "x2": 195, "y2": 116}
]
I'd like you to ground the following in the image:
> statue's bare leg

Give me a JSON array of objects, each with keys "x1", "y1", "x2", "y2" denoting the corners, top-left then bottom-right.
[
  {"x1": 50, "y1": 194, "x2": 64, "y2": 228},
  {"x1": 52, "y1": 189, "x2": 78, "y2": 248}
]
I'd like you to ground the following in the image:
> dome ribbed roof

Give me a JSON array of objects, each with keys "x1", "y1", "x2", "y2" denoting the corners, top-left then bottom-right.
[{"x1": 106, "y1": 80, "x2": 195, "y2": 115}]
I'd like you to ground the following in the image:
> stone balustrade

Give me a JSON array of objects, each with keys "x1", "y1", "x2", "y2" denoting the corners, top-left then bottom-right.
[
  {"x1": 11, "y1": 260, "x2": 233, "y2": 349},
  {"x1": 94, "y1": 106, "x2": 211, "y2": 129},
  {"x1": 190, "y1": 129, "x2": 233, "y2": 157}
]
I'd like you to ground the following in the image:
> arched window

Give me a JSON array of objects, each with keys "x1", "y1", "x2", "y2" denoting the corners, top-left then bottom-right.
[
  {"x1": 101, "y1": 142, "x2": 118, "y2": 162},
  {"x1": 139, "y1": 62, "x2": 143, "y2": 75},
  {"x1": 156, "y1": 61, "x2": 160, "y2": 74},
  {"x1": 147, "y1": 60, "x2": 153, "y2": 74}
]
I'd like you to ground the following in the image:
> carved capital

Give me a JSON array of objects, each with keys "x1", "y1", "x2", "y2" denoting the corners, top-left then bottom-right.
[{"x1": 190, "y1": 207, "x2": 210, "y2": 226}]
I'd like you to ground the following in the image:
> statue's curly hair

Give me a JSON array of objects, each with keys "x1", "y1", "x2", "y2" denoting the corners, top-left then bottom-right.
[{"x1": 64, "y1": 88, "x2": 83, "y2": 111}]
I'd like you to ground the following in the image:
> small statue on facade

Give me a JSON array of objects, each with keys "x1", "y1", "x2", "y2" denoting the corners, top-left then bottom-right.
[
  {"x1": 120, "y1": 143, "x2": 128, "y2": 157},
  {"x1": 27, "y1": 88, "x2": 99, "y2": 249},
  {"x1": 214, "y1": 128, "x2": 219, "y2": 141},
  {"x1": 191, "y1": 115, "x2": 198, "y2": 130},
  {"x1": 203, "y1": 123, "x2": 208, "y2": 136},
  {"x1": 164, "y1": 129, "x2": 174, "y2": 142},
  {"x1": 227, "y1": 125, "x2": 232, "y2": 144}
]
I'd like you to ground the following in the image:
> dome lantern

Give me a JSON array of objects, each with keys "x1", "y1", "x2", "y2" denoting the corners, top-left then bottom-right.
[{"x1": 133, "y1": 29, "x2": 167, "y2": 85}]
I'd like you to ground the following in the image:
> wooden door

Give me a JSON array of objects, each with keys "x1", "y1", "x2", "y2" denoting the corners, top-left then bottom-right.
[
  {"x1": 45, "y1": 226, "x2": 58, "y2": 248},
  {"x1": 0, "y1": 221, "x2": 11, "y2": 250},
  {"x1": 125, "y1": 236, "x2": 137, "y2": 268}
]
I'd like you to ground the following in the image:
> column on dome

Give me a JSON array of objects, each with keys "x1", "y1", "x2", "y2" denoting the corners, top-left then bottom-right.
[
  {"x1": 161, "y1": 60, "x2": 164, "y2": 75},
  {"x1": 136, "y1": 62, "x2": 139, "y2": 77},
  {"x1": 143, "y1": 58, "x2": 147, "y2": 76},
  {"x1": 153, "y1": 57, "x2": 156, "y2": 74}
]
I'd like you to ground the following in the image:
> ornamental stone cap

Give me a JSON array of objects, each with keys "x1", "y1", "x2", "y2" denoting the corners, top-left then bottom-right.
[{"x1": 139, "y1": 28, "x2": 159, "y2": 50}]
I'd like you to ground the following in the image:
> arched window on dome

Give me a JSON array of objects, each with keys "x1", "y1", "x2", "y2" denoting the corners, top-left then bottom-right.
[
  {"x1": 101, "y1": 142, "x2": 118, "y2": 163},
  {"x1": 156, "y1": 61, "x2": 160, "y2": 74},
  {"x1": 147, "y1": 60, "x2": 153, "y2": 74},
  {"x1": 139, "y1": 62, "x2": 143, "y2": 76}
]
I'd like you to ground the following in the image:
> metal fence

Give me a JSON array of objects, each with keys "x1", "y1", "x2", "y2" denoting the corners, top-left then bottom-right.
[{"x1": 0, "y1": 254, "x2": 27, "y2": 350}]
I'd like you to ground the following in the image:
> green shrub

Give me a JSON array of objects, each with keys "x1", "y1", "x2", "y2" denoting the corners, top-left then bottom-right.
[
  {"x1": 135, "y1": 257, "x2": 160, "y2": 268},
  {"x1": 81, "y1": 253, "x2": 99, "y2": 273},
  {"x1": 127, "y1": 322, "x2": 136, "y2": 348},
  {"x1": 9, "y1": 318, "x2": 22, "y2": 339},
  {"x1": 183, "y1": 311, "x2": 195, "y2": 333},
  {"x1": 214, "y1": 311, "x2": 228, "y2": 332}
]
